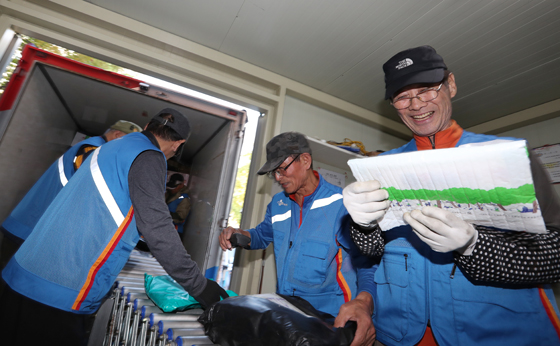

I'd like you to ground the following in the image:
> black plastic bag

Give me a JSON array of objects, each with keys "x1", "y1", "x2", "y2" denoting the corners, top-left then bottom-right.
[{"x1": 198, "y1": 293, "x2": 356, "y2": 346}]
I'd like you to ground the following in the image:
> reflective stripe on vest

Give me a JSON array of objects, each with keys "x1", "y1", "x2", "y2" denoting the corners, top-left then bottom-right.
[
  {"x1": 310, "y1": 193, "x2": 342, "y2": 210},
  {"x1": 272, "y1": 210, "x2": 291, "y2": 224},
  {"x1": 90, "y1": 147, "x2": 125, "y2": 225},
  {"x1": 58, "y1": 155, "x2": 68, "y2": 186}
]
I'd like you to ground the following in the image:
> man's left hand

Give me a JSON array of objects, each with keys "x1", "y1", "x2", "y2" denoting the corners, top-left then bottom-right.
[
  {"x1": 334, "y1": 292, "x2": 375, "y2": 346},
  {"x1": 404, "y1": 206, "x2": 478, "y2": 255}
]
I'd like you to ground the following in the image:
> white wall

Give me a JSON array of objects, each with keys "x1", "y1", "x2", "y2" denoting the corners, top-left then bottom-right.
[
  {"x1": 282, "y1": 96, "x2": 407, "y2": 152},
  {"x1": 497, "y1": 117, "x2": 560, "y2": 197}
]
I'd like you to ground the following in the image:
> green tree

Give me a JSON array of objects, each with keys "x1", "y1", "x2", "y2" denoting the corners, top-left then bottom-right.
[
  {"x1": 229, "y1": 152, "x2": 252, "y2": 228},
  {"x1": 0, "y1": 35, "x2": 131, "y2": 94}
]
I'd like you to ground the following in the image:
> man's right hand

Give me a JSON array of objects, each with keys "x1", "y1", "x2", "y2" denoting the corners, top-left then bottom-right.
[
  {"x1": 343, "y1": 180, "x2": 390, "y2": 228},
  {"x1": 219, "y1": 226, "x2": 251, "y2": 251},
  {"x1": 193, "y1": 279, "x2": 229, "y2": 309}
]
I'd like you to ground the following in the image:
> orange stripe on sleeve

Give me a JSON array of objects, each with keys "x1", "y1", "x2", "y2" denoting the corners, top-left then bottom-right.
[
  {"x1": 72, "y1": 207, "x2": 134, "y2": 310},
  {"x1": 539, "y1": 287, "x2": 560, "y2": 340},
  {"x1": 335, "y1": 248, "x2": 352, "y2": 302}
]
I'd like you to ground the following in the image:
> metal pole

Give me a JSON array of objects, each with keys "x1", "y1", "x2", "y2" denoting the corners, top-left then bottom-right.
[
  {"x1": 158, "y1": 321, "x2": 203, "y2": 334},
  {"x1": 147, "y1": 326, "x2": 157, "y2": 346},
  {"x1": 121, "y1": 302, "x2": 134, "y2": 345},
  {"x1": 141, "y1": 306, "x2": 163, "y2": 320},
  {"x1": 137, "y1": 318, "x2": 148, "y2": 346},
  {"x1": 129, "y1": 310, "x2": 140, "y2": 346},
  {"x1": 106, "y1": 289, "x2": 121, "y2": 346},
  {"x1": 127, "y1": 292, "x2": 149, "y2": 302},
  {"x1": 113, "y1": 295, "x2": 126, "y2": 344},
  {"x1": 149, "y1": 313, "x2": 199, "y2": 323},
  {"x1": 175, "y1": 336, "x2": 214, "y2": 346},
  {"x1": 167, "y1": 327, "x2": 206, "y2": 340}
]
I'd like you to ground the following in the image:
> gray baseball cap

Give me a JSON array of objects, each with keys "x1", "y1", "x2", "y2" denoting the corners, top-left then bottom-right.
[
  {"x1": 110, "y1": 120, "x2": 142, "y2": 134},
  {"x1": 257, "y1": 132, "x2": 311, "y2": 175}
]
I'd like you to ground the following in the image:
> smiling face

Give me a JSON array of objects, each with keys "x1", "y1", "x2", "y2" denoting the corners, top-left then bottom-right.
[{"x1": 393, "y1": 73, "x2": 457, "y2": 137}]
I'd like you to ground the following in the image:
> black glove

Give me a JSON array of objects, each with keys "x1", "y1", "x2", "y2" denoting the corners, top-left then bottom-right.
[{"x1": 194, "y1": 279, "x2": 229, "y2": 309}]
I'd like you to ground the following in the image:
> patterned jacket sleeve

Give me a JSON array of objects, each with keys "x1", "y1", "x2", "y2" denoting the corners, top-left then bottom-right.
[
  {"x1": 454, "y1": 151, "x2": 560, "y2": 285},
  {"x1": 350, "y1": 222, "x2": 385, "y2": 258},
  {"x1": 454, "y1": 226, "x2": 560, "y2": 284}
]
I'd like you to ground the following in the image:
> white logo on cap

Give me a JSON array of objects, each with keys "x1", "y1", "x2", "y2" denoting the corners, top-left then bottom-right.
[{"x1": 396, "y1": 58, "x2": 413, "y2": 70}]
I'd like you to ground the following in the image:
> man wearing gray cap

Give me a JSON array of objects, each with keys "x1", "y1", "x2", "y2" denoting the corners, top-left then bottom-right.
[
  {"x1": 219, "y1": 131, "x2": 377, "y2": 346},
  {"x1": 1, "y1": 120, "x2": 142, "y2": 246},
  {"x1": 0, "y1": 108, "x2": 228, "y2": 346},
  {"x1": 344, "y1": 46, "x2": 560, "y2": 345},
  {"x1": 0, "y1": 120, "x2": 142, "y2": 278}
]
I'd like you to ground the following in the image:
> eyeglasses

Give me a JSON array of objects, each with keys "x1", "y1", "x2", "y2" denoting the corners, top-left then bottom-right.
[
  {"x1": 390, "y1": 83, "x2": 444, "y2": 110},
  {"x1": 267, "y1": 154, "x2": 300, "y2": 179}
]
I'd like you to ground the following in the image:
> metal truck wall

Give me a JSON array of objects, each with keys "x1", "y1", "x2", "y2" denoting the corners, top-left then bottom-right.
[
  {"x1": 0, "y1": 66, "x2": 77, "y2": 224},
  {"x1": 183, "y1": 122, "x2": 234, "y2": 278}
]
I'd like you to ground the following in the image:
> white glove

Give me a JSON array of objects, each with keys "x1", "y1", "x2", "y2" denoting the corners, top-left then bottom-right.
[
  {"x1": 343, "y1": 180, "x2": 390, "y2": 228},
  {"x1": 403, "y1": 206, "x2": 478, "y2": 255}
]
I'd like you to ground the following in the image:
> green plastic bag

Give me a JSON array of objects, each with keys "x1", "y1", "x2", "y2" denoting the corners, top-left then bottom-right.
[{"x1": 144, "y1": 274, "x2": 237, "y2": 313}]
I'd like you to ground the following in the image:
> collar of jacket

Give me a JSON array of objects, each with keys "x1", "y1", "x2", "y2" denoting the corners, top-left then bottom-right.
[
  {"x1": 288, "y1": 170, "x2": 321, "y2": 206},
  {"x1": 414, "y1": 119, "x2": 463, "y2": 150}
]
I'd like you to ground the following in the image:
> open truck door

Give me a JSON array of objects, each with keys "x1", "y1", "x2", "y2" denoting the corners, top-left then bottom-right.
[{"x1": 0, "y1": 44, "x2": 246, "y2": 279}]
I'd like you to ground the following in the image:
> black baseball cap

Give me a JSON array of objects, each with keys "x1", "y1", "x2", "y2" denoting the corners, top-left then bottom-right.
[
  {"x1": 152, "y1": 108, "x2": 191, "y2": 141},
  {"x1": 257, "y1": 132, "x2": 311, "y2": 175},
  {"x1": 383, "y1": 45, "x2": 447, "y2": 100}
]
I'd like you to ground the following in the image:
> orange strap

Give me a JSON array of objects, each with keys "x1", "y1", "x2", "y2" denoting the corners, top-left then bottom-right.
[
  {"x1": 335, "y1": 248, "x2": 352, "y2": 302},
  {"x1": 72, "y1": 207, "x2": 134, "y2": 310},
  {"x1": 74, "y1": 145, "x2": 98, "y2": 170},
  {"x1": 539, "y1": 287, "x2": 560, "y2": 340}
]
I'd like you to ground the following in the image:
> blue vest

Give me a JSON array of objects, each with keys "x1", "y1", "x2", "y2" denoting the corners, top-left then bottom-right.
[
  {"x1": 168, "y1": 193, "x2": 189, "y2": 234},
  {"x1": 2, "y1": 133, "x2": 164, "y2": 314},
  {"x1": 249, "y1": 175, "x2": 373, "y2": 317},
  {"x1": 2, "y1": 136, "x2": 106, "y2": 241},
  {"x1": 374, "y1": 131, "x2": 560, "y2": 345}
]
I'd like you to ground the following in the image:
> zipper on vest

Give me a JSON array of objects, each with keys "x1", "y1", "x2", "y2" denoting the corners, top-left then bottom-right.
[
  {"x1": 289, "y1": 241, "x2": 293, "y2": 248},
  {"x1": 292, "y1": 289, "x2": 296, "y2": 296},
  {"x1": 450, "y1": 264, "x2": 457, "y2": 279},
  {"x1": 429, "y1": 136, "x2": 436, "y2": 149},
  {"x1": 404, "y1": 254, "x2": 408, "y2": 271}
]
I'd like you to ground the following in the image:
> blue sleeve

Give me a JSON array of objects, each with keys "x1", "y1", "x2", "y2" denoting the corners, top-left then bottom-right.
[
  {"x1": 337, "y1": 207, "x2": 377, "y2": 299},
  {"x1": 247, "y1": 202, "x2": 275, "y2": 250}
]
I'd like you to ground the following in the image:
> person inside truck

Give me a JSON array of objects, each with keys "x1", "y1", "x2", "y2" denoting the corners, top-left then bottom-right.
[
  {"x1": 343, "y1": 45, "x2": 560, "y2": 346},
  {"x1": 166, "y1": 172, "x2": 192, "y2": 235},
  {"x1": 0, "y1": 120, "x2": 142, "y2": 271},
  {"x1": 0, "y1": 108, "x2": 229, "y2": 346},
  {"x1": 219, "y1": 131, "x2": 377, "y2": 346}
]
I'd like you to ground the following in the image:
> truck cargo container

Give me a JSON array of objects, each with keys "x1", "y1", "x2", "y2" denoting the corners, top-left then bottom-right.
[{"x1": 0, "y1": 44, "x2": 246, "y2": 280}]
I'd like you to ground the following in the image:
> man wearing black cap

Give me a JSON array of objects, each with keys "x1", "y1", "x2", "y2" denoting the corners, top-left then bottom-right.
[
  {"x1": 343, "y1": 46, "x2": 560, "y2": 345},
  {"x1": 0, "y1": 108, "x2": 228, "y2": 346},
  {"x1": 219, "y1": 131, "x2": 377, "y2": 346}
]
